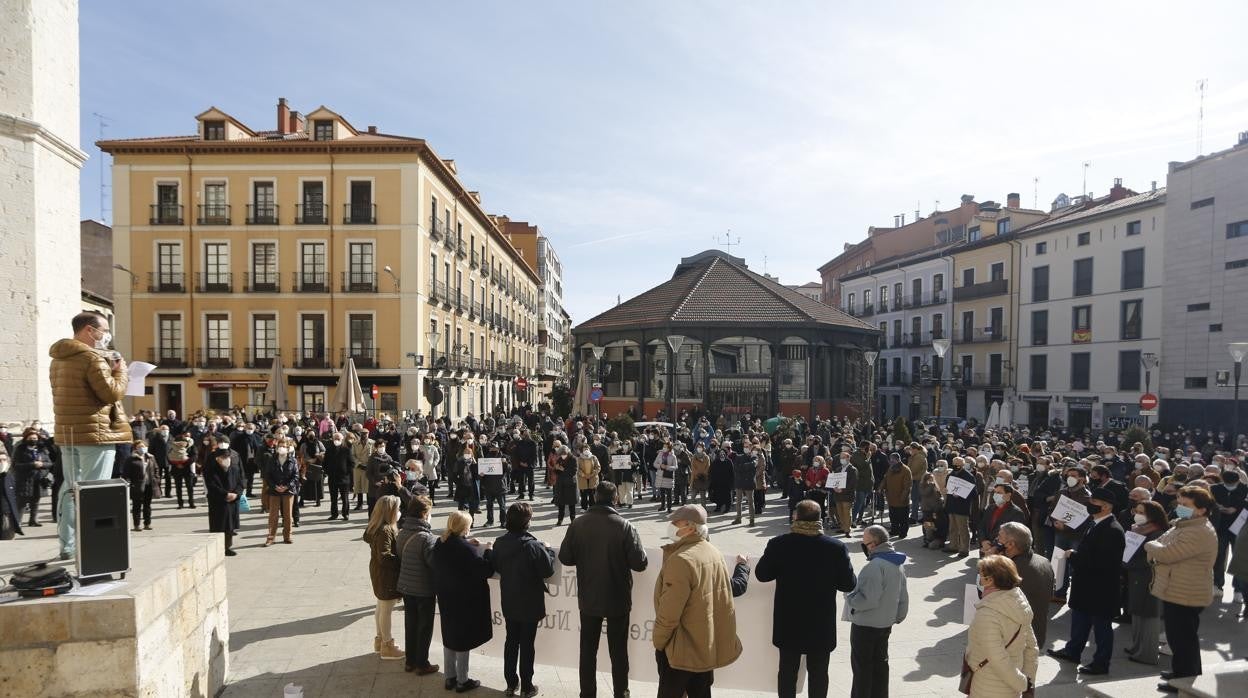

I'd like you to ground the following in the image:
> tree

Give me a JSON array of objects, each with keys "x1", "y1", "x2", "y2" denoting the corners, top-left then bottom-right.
[
  {"x1": 893, "y1": 417, "x2": 912, "y2": 445},
  {"x1": 1121, "y1": 424, "x2": 1153, "y2": 453},
  {"x1": 549, "y1": 385, "x2": 572, "y2": 419},
  {"x1": 607, "y1": 412, "x2": 637, "y2": 438}
]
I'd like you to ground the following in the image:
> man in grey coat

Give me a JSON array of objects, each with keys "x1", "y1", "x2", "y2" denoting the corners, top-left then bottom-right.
[
  {"x1": 997, "y1": 521, "x2": 1055, "y2": 650},
  {"x1": 396, "y1": 495, "x2": 439, "y2": 675},
  {"x1": 845, "y1": 525, "x2": 909, "y2": 698}
]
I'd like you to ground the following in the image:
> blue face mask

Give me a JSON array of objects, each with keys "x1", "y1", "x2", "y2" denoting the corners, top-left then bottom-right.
[{"x1": 1174, "y1": 504, "x2": 1194, "y2": 520}]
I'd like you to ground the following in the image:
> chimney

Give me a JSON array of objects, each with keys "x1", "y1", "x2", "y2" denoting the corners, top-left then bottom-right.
[
  {"x1": 277, "y1": 98, "x2": 290, "y2": 134},
  {"x1": 443, "y1": 159, "x2": 457, "y2": 174},
  {"x1": 960, "y1": 194, "x2": 975, "y2": 205},
  {"x1": 1151, "y1": 180, "x2": 1157, "y2": 192},
  {"x1": 1006, "y1": 192, "x2": 1020, "y2": 209},
  {"x1": 1239, "y1": 130, "x2": 1248, "y2": 146},
  {"x1": 289, "y1": 110, "x2": 304, "y2": 134},
  {"x1": 1108, "y1": 177, "x2": 1130, "y2": 202},
  {"x1": 367, "y1": 125, "x2": 377, "y2": 134}
]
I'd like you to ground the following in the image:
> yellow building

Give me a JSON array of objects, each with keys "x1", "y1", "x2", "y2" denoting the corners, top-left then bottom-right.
[{"x1": 101, "y1": 99, "x2": 541, "y2": 418}]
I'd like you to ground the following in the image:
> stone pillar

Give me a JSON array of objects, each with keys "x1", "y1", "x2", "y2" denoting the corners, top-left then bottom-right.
[{"x1": 0, "y1": 0, "x2": 87, "y2": 422}]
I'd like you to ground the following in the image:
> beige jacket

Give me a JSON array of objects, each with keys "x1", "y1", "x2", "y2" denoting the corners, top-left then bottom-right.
[
  {"x1": 1145, "y1": 516, "x2": 1217, "y2": 607},
  {"x1": 652, "y1": 534, "x2": 742, "y2": 673},
  {"x1": 966, "y1": 586, "x2": 1037, "y2": 698},
  {"x1": 48, "y1": 339, "x2": 131, "y2": 446},
  {"x1": 575, "y1": 454, "x2": 600, "y2": 490}
]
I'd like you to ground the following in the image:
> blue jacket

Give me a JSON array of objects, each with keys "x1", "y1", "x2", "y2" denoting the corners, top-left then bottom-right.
[{"x1": 845, "y1": 543, "x2": 909, "y2": 628}]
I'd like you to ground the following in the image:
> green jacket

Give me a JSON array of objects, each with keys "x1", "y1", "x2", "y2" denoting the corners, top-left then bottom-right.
[{"x1": 852, "y1": 452, "x2": 874, "y2": 492}]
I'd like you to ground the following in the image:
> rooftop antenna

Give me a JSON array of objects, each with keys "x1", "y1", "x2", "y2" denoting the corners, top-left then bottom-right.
[
  {"x1": 1033, "y1": 177, "x2": 1039, "y2": 208},
  {"x1": 1082, "y1": 161, "x2": 1091, "y2": 198},
  {"x1": 1196, "y1": 78, "x2": 1208, "y2": 155},
  {"x1": 712, "y1": 230, "x2": 740, "y2": 256},
  {"x1": 92, "y1": 112, "x2": 112, "y2": 223},
  {"x1": 763, "y1": 252, "x2": 769, "y2": 275},
  {"x1": 934, "y1": 199, "x2": 940, "y2": 212}
]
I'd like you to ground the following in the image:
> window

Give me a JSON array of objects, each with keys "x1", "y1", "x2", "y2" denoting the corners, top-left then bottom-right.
[
  {"x1": 998, "y1": 218, "x2": 1011, "y2": 234},
  {"x1": 301, "y1": 387, "x2": 326, "y2": 412},
  {"x1": 1126, "y1": 220, "x2": 1142, "y2": 235},
  {"x1": 250, "y1": 242, "x2": 276, "y2": 291},
  {"x1": 1032, "y1": 265, "x2": 1049, "y2": 302},
  {"x1": 300, "y1": 181, "x2": 325, "y2": 223},
  {"x1": 1190, "y1": 198, "x2": 1214, "y2": 210},
  {"x1": 300, "y1": 242, "x2": 326, "y2": 289},
  {"x1": 1029, "y1": 354, "x2": 1047, "y2": 390},
  {"x1": 155, "y1": 183, "x2": 180, "y2": 224},
  {"x1": 968, "y1": 226, "x2": 981, "y2": 242},
  {"x1": 1077, "y1": 231, "x2": 1090, "y2": 246},
  {"x1": 893, "y1": 282, "x2": 903, "y2": 308},
  {"x1": 990, "y1": 262, "x2": 1004, "y2": 281},
  {"x1": 1187, "y1": 302, "x2": 1210, "y2": 311},
  {"x1": 932, "y1": 273, "x2": 944, "y2": 294},
  {"x1": 156, "y1": 242, "x2": 183, "y2": 290},
  {"x1": 879, "y1": 322, "x2": 887, "y2": 343},
  {"x1": 1118, "y1": 350, "x2": 1142, "y2": 391},
  {"x1": 380, "y1": 393, "x2": 398, "y2": 413},
  {"x1": 912, "y1": 278, "x2": 923, "y2": 303},
  {"x1": 203, "y1": 242, "x2": 229, "y2": 291},
  {"x1": 1031, "y1": 310, "x2": 1048, "y2": 346},
  {"x1": 892, "y1": 319, "x2": 902, "y2": 346},
  {"x1": 932, "y1": 313, "x2": 944, "y2": 339},
  {"x1": 313, "y1": 119, "x2": 334, "y2": 141},
  {"x1": 962, "y1": 268, "x2": 975, "y2": 287},
  {"x1": 879, "y1": 285, "x2": 889, "y2": 308},
  {"x1": 1185, "y1": 377, "x2": 1208, "y2": 389},
  {"x1": 1211, "y1": 323, "x2": 1224, "y2": 332},
  {"x1": 961, "y1": 311, "x2": 974, "y2": 343},
  {"x1": 301, "y1": 315, "x2": 326, "y2": 366},
  {"x1": 1122, "y1": 248, "x2": 1145, "y2": 290},
  {"x1": 1121, "y1": 300, "x2": 1142, "y2": 340},
  {"x1": 1227, "y1": 221, "x2": 1248, "y2": 239},
  {"x1": 1228, "y1": 259, "x2": 1248, "y2": 270},
  {"x1": 202, "y1": 182, "x2": 227, "y2": 223},
  {"x1": 158, "y1": 314, "x2": 184, "y2": 365},
  {"x1": 911, "y1": 316, "x2": 922, "y2": 345},
  {"x1": 847, "y1": 293, "x2": 855, "y2": 314},
  {"x1": 204, "y1": 314, "x2": 230, "y2": 365},
  {"x1": 1070, "y1": 353, "x2": 1091, "y2": 391},
  {"x1": 348, "y1": 181, "x2": 373, "y2": 223},
  {"x1": 349, "y1": 314, "x2": 374, "y2": 366},
  {"x1": 863, "y1": 288, "x2": 872, "y2": 309},
  {"x1": 252, "y1": 314, "x2": 277, "y2": 365},
  {"x1": 207, "y1": 389, "x2": 230, "y2": 411},
  {"x1": 1073, "y1": 258, "x2": 1093, "y2": 296},
  {"x1": 1072, "y1": 305, "x2": 1091, "y2": 343},
  {"x1": 203, "y1": 120, "x2": 225, "y2": 141},
  {"x1": 348, "y1": 242, "x2": 374, "y2": 289},
  {"x1": 251, "y1": 181, "x2": 276, "y2": 223},
  {"x1": 989, "y1": 354, "x2": 1003, "y2": 387},
  {"x1": 1035, "y1": 241, "x2": 1047, "y2": 255}
]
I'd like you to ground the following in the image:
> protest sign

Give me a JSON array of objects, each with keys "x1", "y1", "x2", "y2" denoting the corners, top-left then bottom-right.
[
  {"x1": 946, "y1": 477, "x2": 975, "y2": 499},
  {"x1": 1230, "y1": 509, "x2": 1248, "y2": 536},
  {"x1": 963, "y1": 584, "x2": 980, "y2": 625},
  {"x1": 1122, "y1": 531, "x2": 1146, "y2": 563},
  {"x1": 478, "y1": 458, "x2": 504, "y2": 476},
  {"x1": 827, "y1": 472, "x2": 848, "y2": 490},
  {"x1": 610, "y1": 455, "x2": 633, "y2": 470},
  {"x1": 1050, "y1": 548, "x2": 1068, "y2": 591},
  {"x1": 1050, "y1": 494, "x2": 1090, "y2": 528}
]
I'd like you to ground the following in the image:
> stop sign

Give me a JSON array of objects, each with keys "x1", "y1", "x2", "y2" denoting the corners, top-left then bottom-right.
[
  {"x1": 1139, "y1": 392, "x2": 1158, "y2": 410},
  {"x1": 515, "y1": 377, "x2": 528, "y2": 391},
  {"x1": 371, "y1": 384, "x2": 379, "y2": 399}
]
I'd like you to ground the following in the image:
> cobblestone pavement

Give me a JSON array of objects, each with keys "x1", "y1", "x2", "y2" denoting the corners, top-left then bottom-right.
[{"x1": 14, "y1": 487, "x2": 1247, "y2": 697}]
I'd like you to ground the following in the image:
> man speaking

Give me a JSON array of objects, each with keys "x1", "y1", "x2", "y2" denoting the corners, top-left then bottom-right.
[{"x1": 49, "y1": 311, "x2": 132, "y2": 560}]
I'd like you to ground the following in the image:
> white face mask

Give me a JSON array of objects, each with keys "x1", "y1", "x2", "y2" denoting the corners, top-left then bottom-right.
[
  {"x1": 994, "y1": 477, "x2": 1005, "y2": 485},
  {"x1": 992, "y1": 493, "x2": 1006, "y2": 506},
  {"x1": 1133, "y1": 513, "x2": 1148, "y2": 526},
  {"x1": 91, "y1": 326, "x2": 111, "y2": 350},
  {"x1": 1066, "y1": 476, "x2": 1079, "y2": 488},
  {"x1": 276, "y1": 448, "x2": 289, "y2": 457},
  {"x1": 665, "y1": 523, "x2": 682, "y2": 542}
]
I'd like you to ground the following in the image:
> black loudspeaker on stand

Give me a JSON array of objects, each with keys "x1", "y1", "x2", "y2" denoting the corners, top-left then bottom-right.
[{"x1": 74, "y1": 479, "x2": 131, "y2": 580}]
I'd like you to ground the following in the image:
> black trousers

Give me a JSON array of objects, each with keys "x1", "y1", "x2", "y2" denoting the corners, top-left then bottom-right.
[
  {"x1": 656, "y1": 649, "x2": 713, "y2": 698},
  {"x1": 850, "y1": 624, "x2": 891, "y2": 698},
  {"x1": 172, "y1": 468, "x2": 196, "y2": 505},
  {"x1": 579, "y1": 613, "x2": 629, "y2": 698},
  {"x1": 778, "y1": 647, "x2": 830, "y2": 698},
  {"x1": 514, "y1": 468, "x2": 534, "y2": 497},
  {"x1": 504, "y1": 618, "x2": 538, "y2": 691},
  {"x1": 1163, "y1": 601, "x2": 1203, "y2": 678},
  {"x1": 129, "y1": 485, "x2": 153, "y2": 527},
  {"x1": 403, "y1": 595, "x2": 436, "y2": 669},
  {"x1": 557, "y1": 503, "x2": 576, "y2": 523},
  {"x1": 328, "y1": 481, "x2": 350, "y2": 519},
  {"x1": 888, "y1": 507, "x2": 909, "y2": 537}
]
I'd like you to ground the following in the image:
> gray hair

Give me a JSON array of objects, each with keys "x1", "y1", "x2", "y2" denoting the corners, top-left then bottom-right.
[
  {"x1": 862, "y1": 525, "x2": 889, "y2": 546},
  {"x1": 1130, "y1": 486, "x2": 1153, "y2": 501},
  {"x1": 998, "y1": 521, "x2": 1032, "y2": 550}
]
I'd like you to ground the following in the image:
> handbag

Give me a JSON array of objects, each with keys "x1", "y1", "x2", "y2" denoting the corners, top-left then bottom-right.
[
  {"x1": 238, "y1": 493, "x2": 251, "y2": 513},
  {"x1": 959, "y1": 624, "x2": 1022, "y2": 694}
]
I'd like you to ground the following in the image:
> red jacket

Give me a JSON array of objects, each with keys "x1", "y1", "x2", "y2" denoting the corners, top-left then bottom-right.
[{"x1": 806, "y1": 465, "x2": 829, "y2": 489}]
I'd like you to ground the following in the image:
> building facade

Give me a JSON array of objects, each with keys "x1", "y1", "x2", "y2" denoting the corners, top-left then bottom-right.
[
  {"x1": 1015, "y1": 186, "x2": 1166, "y2": 432},
  {"x1": 1160, "y1": 135, "x2": 1248, "y2": 431},
  {"x1": 500, "y1": 220, "x2": 568, "y2": 401},
  {"x1": 101, "y1": 99, "x2": 541, "y2": 419}
]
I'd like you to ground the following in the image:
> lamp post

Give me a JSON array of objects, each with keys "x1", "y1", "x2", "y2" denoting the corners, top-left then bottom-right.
[
  {"x1": 1230, "y1": 342, "x2": 1248, "y2": 437},
  {"x1": 666, "y1": 334, "x2": 685, "y2": 425},
  {"x1": 383, "y1": 265, "x2": 400, "y2": 291},
  {"x1": 1140, "y1": 352, "x2": 1160, "y2": 429},
  {"x1": 425, "y1": 329, "x2": 440, "y2": 417},
  {"x1": 590, "y1": 344, "x2": 605, "y2": 420},
  {"x1": 932, "y1": 338, "x2": 951, "y2": 421},
  {"x1": 863, "y1": 350, "x2": 879, "y2": 422}
]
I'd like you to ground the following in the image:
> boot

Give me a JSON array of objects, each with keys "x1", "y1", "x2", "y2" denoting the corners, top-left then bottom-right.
[{"x1": 379, "y1": 639, "x2": 404, "y2": 660}]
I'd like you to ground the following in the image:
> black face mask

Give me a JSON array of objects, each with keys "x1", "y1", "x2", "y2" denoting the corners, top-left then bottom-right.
[
  {"x1": 1154, "y1": 492, "x2": 1176, "y2": 509},
  {"x1": 1085, "y1": 502, "x2": 1102, "y2": 516},
  {"x1": 861, "y1": 543, "x2": 871, "y2": 556}
]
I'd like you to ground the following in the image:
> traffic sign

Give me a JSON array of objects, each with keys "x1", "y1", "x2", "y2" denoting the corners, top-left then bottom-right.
[
  {"x1": 590, "y1": 387, "x2": 604, "y2": 403},
  {"x1": 371, "y1": 384, "x2": 379, "y2": 399},
  {"x1": 1139, "y1": 393, "x2": 1158, "y2": 411},
  {"x1": 514, "y1": 377, "x2": 528, "y2": 391}
]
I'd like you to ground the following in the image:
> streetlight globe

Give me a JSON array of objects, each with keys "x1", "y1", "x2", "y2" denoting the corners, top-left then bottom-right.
[
  {"x1": 1230, "y1": 342, "x2": 1248, "y2": 364},
  {"x1": 426, "y1": 330, "x2": 441, "y2": 350},
  {"x1": 932, "y1": 338, "x2": 951, "y2": 358}
]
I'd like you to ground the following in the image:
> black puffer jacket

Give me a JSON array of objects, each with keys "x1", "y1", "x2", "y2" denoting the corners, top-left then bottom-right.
[{"x1": 557, "y1": 505, "x2": 647, "y2": 616}]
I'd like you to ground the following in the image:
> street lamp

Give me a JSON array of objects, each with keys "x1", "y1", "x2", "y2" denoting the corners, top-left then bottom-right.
[
  {"x1": 590, "y1": 344, "x2": 605, "y2": 420},
  {"x1": 666, "y1": 334, "x2": 685, "y2": 425},
  {"x1": 863, "y1": 350, "x2": 879, "y2": 422},
  {"x1": 1140, "y1": 352, "x2": 1160, "y2": 428},
  {"x1": 932, "y1": 338, "x2": 951, "y2": 420},
  {"x1": 1230, "y1": 342, "x2": 1248, "y2": 437},
  {"x1": 112, "y1": 263, "x2": 138, "y2": 289},
  {"x1": 383, "y1": 265, "x2": 400, "y2": 291}
]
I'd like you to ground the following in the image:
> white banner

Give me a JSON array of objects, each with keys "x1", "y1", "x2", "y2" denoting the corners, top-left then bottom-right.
[{"x1": 434, "y1": 547, "x2": 792, "y2": 692}]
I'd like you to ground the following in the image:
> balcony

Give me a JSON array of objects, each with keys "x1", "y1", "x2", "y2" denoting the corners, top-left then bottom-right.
[
  {"x1": 952, "y1": 278, "x2": 1009, "y2": 302},
  {"x1": 197, "y1": 347, "x2": 234, "y2": 369},
  {"x1": 903, "y1": 332, "x2": 924, "y2": 347},
  {"x1": 243, "y1": 348, "x2": 279, "y2": 369},
  {"x1": 481, "y1": 264, "x2": 490, "y2": 279},
  {"x1": 889, "y1": 336, "x2": 904, "y2": 349},
  {"x1": 148, "y1": 348, "x2": 187, "y2": 369},
  {"x1": 429, "y1": 279, "x2": 450, "y2": 306},
  {"x1": 292, "y1": 346, "x2": 329, "y2": 369},
  {"x1": 469, "y1": 250, "x2": 479, "y2": 269},
  {"x1": 292, "y1": 272, "x2": 328, "y2": 293},
  {"x1": 195, "y1": 272, "x2": 233, "y2": 293},
  {"x1": 929, "y1": 329, "x2": 947, "y2": 341},
  {"x1": 473, "y1": 301, "x2": 484, "y2": 319},
  {"x1": 150, "y1": 204, "x2": 183, "y2": 225},
  {"x1": 146, "y1": 272, "x2": 185, "y2": 293},
  {"x1": 429, "y1": 216, "x2": 444, "y2": 241},
  {"x1": 343, "y1": 203, "x2": 376, "y2": 225},
  {"x1": 456, "y1": 292, "x2": 467, "y2": 313},
  {"x1": 246, "y1": 204, "x2": 279, "y2": 225},
  {"x1": 956, "y1": 327, "x2": 1009, "y2": 344},
  {"x1": 197, "y1": 204, "x2": 231, "y2": 225},
  {"x1": 341, "y1": 272, "x2": 377, "y2": 293},
  {"x1": 467, "y1": 300, "x2": 478, "y2": 320},
  {"x1": 455, "y1": 239, "x2": 467, "y2": 259},
  {"x1": 442, "y1": 231, "x2": 455, "y2": 251},
  {"x1": 961, "y1": 372, "x2": 1006, "y2": 388},
  {"x1": 341, "y1": 347, "x2": 377, "y2": 369},
  {"x1": 243, "y1": 272, "x2": 279, "y2": 293},
  {"x1": 295, "y1": 204, "x2": 327, "y2": 225}
]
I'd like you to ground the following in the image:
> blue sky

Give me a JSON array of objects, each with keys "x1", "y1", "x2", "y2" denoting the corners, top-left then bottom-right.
[{"x1": 80, "y1": 1, "x2": 1248, "y2": 323}]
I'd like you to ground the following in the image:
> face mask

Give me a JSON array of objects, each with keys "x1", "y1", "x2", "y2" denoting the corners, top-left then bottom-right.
[
  {"x1": 92, "y1": 327, "x2": 112, "y2": 350},
  {"x1": 975, "y1": 578, "x2": 985, "y2": 595},
  {"x1": 1174, "y1": 504, "x2": 1194, "y2": 520},
  {"x1": 136, "y1": 448, "x2": 147, "y2": 456},
  {"x1": 332, "y1": 437, "x2": 343, "y2": 445},
  {"x1": 405, "y1": 471, "x2": 418, "y2": 482},
  {"x1": 1133, "y1": 513, "x2": 1148, "y2": 526},
  {"x1": 1086, "y1": 502, "x2": 1104, "y2": 516},
  {"x1": 994, "y1": 477, "x2": 1005, "y2": 485},
  {"x1": 665, "y1": 523, "x2": 682, "y2": 542},
  {"x1": 1066, "y1": 476, "x2": 1079, "y2": 488},
  {"x1": 860, "y1": 543, "x2": 871, "y2": 556},
  {"x1": 992, "y1": 493, "x2": 1006, "y2": 506},
  {"x1": 1037, "y1": 465, "x2": 1047, "y2": 473},
  {"x1": 963, "y1": 463, "x2": 973, "y2": 471},
  {"x1": 276, "y1": 448, "x2": 289, "y2": 457}
]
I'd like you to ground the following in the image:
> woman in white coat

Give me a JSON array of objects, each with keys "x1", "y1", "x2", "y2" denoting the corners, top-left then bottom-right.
[{"x1": 965, "y1": 555, "x2": 1038, "y2": 698}]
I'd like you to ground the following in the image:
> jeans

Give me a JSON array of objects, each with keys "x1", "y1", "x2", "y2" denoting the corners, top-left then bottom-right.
[
  {"x1": 779, "y1": 647, "x2": 830, "y2": 698},
  {"x1": 57, "y1": 444, "x2": 116, "y2": 557},
  {"x1": 403, "y1": 595, "x2": 436, "y2": 668},
  {"x1": 579, "y1": 613, "x2": 630, "y2": 698},
  {"x1": 1063, "y1": 608, "x2": 1113, "y2": 668},
  {"x1": 853, "y1": 490, "x2": 871, "y2": 522},
  {"x1": 443, "y1": 647, "x2": 471, "y2": 684},
  {"x1": 504, "y1": 618, "x2": 538, "y2": 691},
  {"x1": 328, "y1": 480, "x2": 350, "y2": 519},
  {"x1": 485, "y1": 492, "x2": 506, "y2": 523},
  {"x1": 656, "y1": 649, "x2": 713, "y2": 698},
  {"x1": 734, "y1": 488, "x2": 755, "y2": 522},
  {"x1": 1162, "y1": 601, "x2": 1203, "y2": 678},
  {"x1": 850, "y1": 624, "x2": 891, "y2": 698}
]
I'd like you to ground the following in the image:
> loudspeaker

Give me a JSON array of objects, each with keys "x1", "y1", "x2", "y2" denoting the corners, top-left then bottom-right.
[{"x1": 74, "y1": 479, "x2": 131, "y2": 579}]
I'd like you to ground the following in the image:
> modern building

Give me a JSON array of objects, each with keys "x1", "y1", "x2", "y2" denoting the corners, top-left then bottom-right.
[
  {"x1": 1015, "y1": 184, "x2": 1166, "y2": 432},
  {"x1": 101, "y1": 98, "x2": 541, "y2": 419},
  {"x1": 499, "y1": 219, "x2": 568, "y2": 401},
  {"x1": 0, "y1": 0, "x2": 87, "y2": 423},
  {"x1": 1160, "y1": 134, "x2": 1248, "y2": 431},
  {"x1": 572, "y1": 250, "x2": 879, "y2": 421}
]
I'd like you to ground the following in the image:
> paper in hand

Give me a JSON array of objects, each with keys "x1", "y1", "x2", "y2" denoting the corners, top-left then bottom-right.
[{"x1": 125, "y1": 361, "x2": 156, "y2": 396}]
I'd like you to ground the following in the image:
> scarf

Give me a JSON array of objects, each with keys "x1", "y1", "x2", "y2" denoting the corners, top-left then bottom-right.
[{"x1": 792, "y1": 519, "x2": 823, "y2": 537}]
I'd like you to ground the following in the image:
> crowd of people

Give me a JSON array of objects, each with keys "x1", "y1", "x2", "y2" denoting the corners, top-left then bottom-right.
[{"x1": 5, "y1": 312, "x2": 1246, "y2": 696}]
